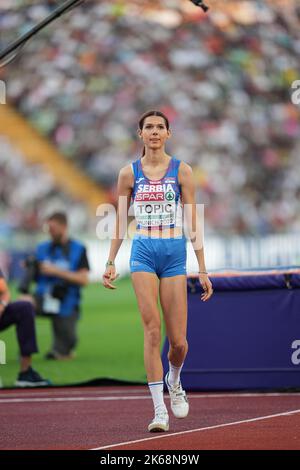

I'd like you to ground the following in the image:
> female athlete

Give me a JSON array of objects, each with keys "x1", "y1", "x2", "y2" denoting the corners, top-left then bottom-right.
[{"x1": 103, "y1": 110, "x2": 213, "y2": 432}]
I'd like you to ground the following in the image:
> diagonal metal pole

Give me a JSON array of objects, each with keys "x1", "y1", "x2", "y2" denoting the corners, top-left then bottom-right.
[
  {"x1": 190, "y1": 1, "x2": 209, "y2": 12},
  {"x1": 0, "y1": 0, "x2": 85, "y2": 66}
]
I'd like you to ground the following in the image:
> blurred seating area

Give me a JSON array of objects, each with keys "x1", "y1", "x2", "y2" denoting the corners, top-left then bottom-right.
[
  {"x1": 0, "y1": 135, "x2": 90, "y2": 235},
  {"x1": 0, "y1": 0, "x2": 300, "y2": 235}
]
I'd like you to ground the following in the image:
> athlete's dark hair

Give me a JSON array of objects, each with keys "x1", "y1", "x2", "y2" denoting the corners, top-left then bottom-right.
[
  {"x1": 47, "y1": 211, "x2": 68, "y2": 226},
  {"x1": 138, "y1": 110, "x2": 170, "y2": 157}
]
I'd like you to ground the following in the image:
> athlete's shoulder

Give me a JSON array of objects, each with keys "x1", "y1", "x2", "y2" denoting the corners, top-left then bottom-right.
[
  {"x1": 177, "y1": 161, "x2": 194, "y2": 188},
  {"x1": 178, "y1": 160, "x2": 193, "y2": 176},
  {"x1": 119, "y1": 163, "x2": 134, "y2": 178},
  {"x1": 118, "y1": 163, "x2": 134, "y2": 188}
]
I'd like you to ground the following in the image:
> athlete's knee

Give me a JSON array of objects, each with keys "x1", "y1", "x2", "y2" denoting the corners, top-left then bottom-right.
[
  {"x1": 169, "y1": 338, "x2": 188, "y2": 355},
  {"x1": 144, "y1": 325, "x2": 161, "y2": 349}
]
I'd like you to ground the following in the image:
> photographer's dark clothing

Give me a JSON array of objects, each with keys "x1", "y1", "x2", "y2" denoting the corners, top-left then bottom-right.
[
  {"x1": 35, "y1": 239, "x2": 89, "y2": 318},
  {"x1": 0, "y1": 301, "x2": 38, "y2": 357},
  {"x1": 52, "y1": 309, "x2": 79, "y2": 356}
]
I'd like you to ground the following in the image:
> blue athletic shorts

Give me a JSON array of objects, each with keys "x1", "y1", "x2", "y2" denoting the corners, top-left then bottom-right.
[{"x1": 130, "y1": 234, "x2": 187, "y2": 278}]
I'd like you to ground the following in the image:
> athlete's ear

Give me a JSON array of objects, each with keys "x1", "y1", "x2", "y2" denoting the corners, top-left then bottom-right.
[{"x1": 167, "y1": 128, "x2": 172, "y2": 139}]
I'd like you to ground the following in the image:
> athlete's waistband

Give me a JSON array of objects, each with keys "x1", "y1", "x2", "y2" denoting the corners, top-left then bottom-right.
[
  {"x1": 134, "y1": 226, "x2": 184, "y2": 238},
  {"x1": 133, "y1": 232, "x2": 186, "y2": 240}
]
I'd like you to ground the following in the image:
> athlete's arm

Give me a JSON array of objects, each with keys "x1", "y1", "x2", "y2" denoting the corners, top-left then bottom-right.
[
  {"x1": 179, "y1": 162, "x2": 213, "y2": 301},
  {"x1": 103, "y1": 165, "x2": 133, "y2": 290}
]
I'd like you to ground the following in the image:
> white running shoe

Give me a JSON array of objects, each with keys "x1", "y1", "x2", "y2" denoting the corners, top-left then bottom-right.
[
  {"x1": 148, "y1": 407, "x2": 169, "y2": 432},
  {"x1": 165, "y1": 372, "x2": 189, "y2": 418}
]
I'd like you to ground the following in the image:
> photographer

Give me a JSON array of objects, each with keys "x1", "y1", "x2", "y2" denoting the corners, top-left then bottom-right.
[
  {"x1": 0, "y1": 269, "x2": 50, "y2": 387},
  {"x1": 21, "y1": 212, "x2": 90, "y2": 360}
]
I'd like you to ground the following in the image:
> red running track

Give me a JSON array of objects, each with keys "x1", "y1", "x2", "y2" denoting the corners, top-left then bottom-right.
[{"x1": 0, "y1": 386, "x2": 300, "y2": 450}]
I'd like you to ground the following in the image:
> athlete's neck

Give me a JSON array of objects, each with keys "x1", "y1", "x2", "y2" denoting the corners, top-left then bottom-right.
[{"x1": 142, "y1": 150, "x2": 171, "y2": 167}]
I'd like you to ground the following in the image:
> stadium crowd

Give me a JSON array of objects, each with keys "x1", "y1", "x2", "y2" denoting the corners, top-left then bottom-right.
[
  {"x1": 0, "y1": 136, "x2": 89, "y2": 235},
  {"x1": 1, "y1": 0, "x2": 300, "y2": 235}
]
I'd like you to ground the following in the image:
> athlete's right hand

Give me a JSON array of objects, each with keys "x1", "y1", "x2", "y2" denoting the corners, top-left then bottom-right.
[{"x1": 102, "y1": 266, "x2": 119, "y2": 289}]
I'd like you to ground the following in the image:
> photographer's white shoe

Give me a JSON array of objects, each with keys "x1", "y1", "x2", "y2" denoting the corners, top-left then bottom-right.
[{"x1": 165, "y1": 372, "x2": 189, "y2": 418}]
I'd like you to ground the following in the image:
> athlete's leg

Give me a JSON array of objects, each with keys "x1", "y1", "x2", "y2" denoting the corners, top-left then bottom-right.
[
  {"x1": 159, "y1": 275, "x2": 188, "y2": 368},
  {"x1": 131, "y1": 271, "x2": 169, "y2": 431},
  {"x1": 159, "y1": 274, "x2": 189, "y2": 419},
  {"x1": 131, "y1": 271, "x2": 163, "y2": 382}
]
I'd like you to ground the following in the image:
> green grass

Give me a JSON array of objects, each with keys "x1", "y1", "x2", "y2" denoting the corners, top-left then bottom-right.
[{"x1": 0, "y1": 278, "x2": 165, "y2": 388}]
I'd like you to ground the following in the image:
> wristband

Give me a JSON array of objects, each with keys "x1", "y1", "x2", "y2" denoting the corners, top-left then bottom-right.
[
  {"x1": 198, "y1": 271, "x2": 208, "y2": 274},
  {"x1": 106, "y1": 261, "x2": 115, "y2": 267},
  {"x1": 0, "y1": 300, "x2": 8, "y2": 307}
]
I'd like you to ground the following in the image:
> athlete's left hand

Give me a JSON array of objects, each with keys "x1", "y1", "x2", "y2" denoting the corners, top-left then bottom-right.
[
  {"x1": 102, "y1": 266, "x2": 119, "y2": 290},
  {"x1": 199, "y1": 274, "x2": 213, "y2": 301}
]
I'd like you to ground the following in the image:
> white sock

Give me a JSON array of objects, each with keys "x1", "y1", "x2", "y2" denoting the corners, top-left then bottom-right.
[
  {"x1": 168, "y1": 361, "x2": 183, "y2": 387},
  {"x1": 148, "y1": 381, "x2": 166, "y2": 413}
]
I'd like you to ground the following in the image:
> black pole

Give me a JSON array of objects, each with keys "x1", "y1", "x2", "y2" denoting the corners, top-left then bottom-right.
[
  {"x1": 190, "y1": 1, "x2": 209, "y2": 12},
  {"x1": 0, "y1": 0, "x2": 84, "y2": 64}
]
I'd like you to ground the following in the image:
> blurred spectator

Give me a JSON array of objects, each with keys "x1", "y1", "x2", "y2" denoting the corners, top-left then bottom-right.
[
  {"x1": 24, "y1": 212, "x2": 90, "y2": 360},
  {"x1": 0, "y1": 267, "x2": 50, "y2": 387},
  {"x1": 0, "y1": 0, "x2": 300, "y2": 235}
]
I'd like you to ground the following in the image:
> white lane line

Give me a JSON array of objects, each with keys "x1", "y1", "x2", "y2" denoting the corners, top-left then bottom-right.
[
  {"x1": 91, "y1": 408, "x2": 300, "y2": 450},
  {"x1": 0, "y1": 392, "x2": 300, "y2": 403},
  {"x1": 0, "y1": 395, "x2": 152, "y2": 403}
]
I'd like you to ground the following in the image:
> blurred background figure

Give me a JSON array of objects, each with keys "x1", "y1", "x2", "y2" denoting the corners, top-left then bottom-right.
[
  {"x1": 0, "y1": 268, "x2": 50, "y2": 386},
  {"x1": 19, "y1": 212, "x2": 90, "y2": 360}
]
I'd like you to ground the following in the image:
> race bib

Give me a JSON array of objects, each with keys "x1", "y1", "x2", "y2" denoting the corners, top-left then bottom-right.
[{"x1": 134, "y1": 182, "x2": 181, "y2": 228}]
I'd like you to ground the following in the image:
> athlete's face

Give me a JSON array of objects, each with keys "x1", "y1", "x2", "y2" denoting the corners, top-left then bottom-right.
[{"x1": 139, "y1": 116, "x2": 171, "y2": 151}]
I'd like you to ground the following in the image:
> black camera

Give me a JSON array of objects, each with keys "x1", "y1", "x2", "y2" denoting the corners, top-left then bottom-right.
[
  {"x1": 34, "y1": 282, "x2": 69, "y2": 318},
  {"x1": 51, "y1": 282, "x2": 69, "y2": 301},
  {"x1": 18, "y1": 255, "x2": 40, "y2": 294}
]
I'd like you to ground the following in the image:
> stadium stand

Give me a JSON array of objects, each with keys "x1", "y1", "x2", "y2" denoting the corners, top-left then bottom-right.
[{"x1": 0, "y1": 0, "x2": 300, "y2": 235}]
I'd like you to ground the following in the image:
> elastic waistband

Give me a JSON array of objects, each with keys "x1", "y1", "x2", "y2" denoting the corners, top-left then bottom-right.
[{"x1": 133, "y1": 233, "x2": 186, "y2": 240}]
